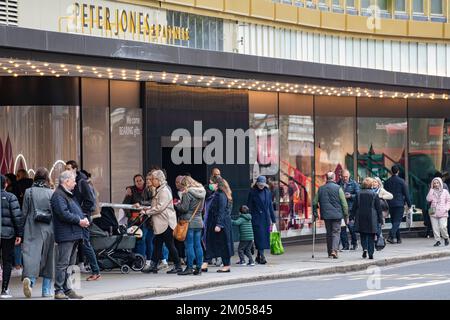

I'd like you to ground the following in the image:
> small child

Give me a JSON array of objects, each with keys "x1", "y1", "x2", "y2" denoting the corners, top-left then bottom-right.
[{"x1": 232, "y1": 205, "x2": 255, "y2": 266}]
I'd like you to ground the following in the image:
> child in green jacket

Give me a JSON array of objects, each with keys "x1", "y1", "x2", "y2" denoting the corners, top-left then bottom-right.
[{"x1": 232, "y1": 205, "x2": 255, "y2": 266}]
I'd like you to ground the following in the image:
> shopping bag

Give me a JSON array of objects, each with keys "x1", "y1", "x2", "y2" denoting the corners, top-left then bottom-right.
[
  {"x1": 375, "y1": 233, "x2": 386, "y2": 251},
  {"x1": 270, "y1": 224, "x2": 284, "y2": 255}
]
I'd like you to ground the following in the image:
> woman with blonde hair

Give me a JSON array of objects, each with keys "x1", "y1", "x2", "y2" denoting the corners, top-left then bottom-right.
[
  {"x1": 352, "y1": 177, "x2": 383, "y2": 260},
  {"x1": 175, "y1": 176, "x2": 206, "y2": 275},
  {"x1": 142, "y1": 170, "x2": 182, "y2": 274},
  {"x1": 201, "y1": 176, "x2": 234, "y2": 272},
  {"x1": 426, "y1": 177, "x2": 450, "y2": 247}
]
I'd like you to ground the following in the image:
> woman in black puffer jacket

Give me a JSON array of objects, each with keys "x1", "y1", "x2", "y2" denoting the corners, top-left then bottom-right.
[{"x1": 0, "y1": 174, "x2": 23, "y2": 298}]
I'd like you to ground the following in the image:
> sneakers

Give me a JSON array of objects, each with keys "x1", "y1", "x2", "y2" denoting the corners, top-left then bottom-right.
[
  {"x1": 54, "y1": 292, "x2": 69, "y2": 300},
  {"x1": 0, "y1": 290, "x2": 12, "y2": 299},
  {"x1": 167, "y1": 266, "x2": 183, "y2": 274},
  {"x1": 160, "y1": 259, "x2": 169, "y2": 269},
  {"x1": 66, "y1": 290, "x2": 83, "y2": 299},
  {"x1": 23, "y1": 277, "x2": 32, "y2": 298},
  {"x1": 78, "y1": 263, "x2": 90, "y2": 274},
  {"x1": 193, "y1": 267, "x2": 202, "y2": 275},
  {"x1": 247, "y1": 262, "x2": 255, "y2": 266},
  {"x1": 236, "y1": 261, "x2": 246, "y2": 265},
  {"x1": 351, "y1": 244, "x2": 358, "y2": 250},
  {"x1": 362, "y1": 250, "x2": 367, "y2": 259},
  {"x1": 445, "y1": 239, "x2": 449, "y2": 246},
  {"x1": 330, "y1": 251, "x2": 338, "y2": 259},
  {"x1": 434, "y1": 241, "x2": 441, "y2": 247},
  {"x1": 386, "y1": 237, "x2": 395, "y2": 244}
]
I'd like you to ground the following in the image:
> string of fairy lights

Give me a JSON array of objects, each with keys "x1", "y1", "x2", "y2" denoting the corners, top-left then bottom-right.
[{"x1": 0, "y1": 58, "x2": 448, "y2": 100}]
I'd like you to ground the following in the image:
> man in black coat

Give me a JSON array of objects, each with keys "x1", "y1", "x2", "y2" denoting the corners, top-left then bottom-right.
[
  {"x1": 384, "y1": 165, "x2": 412, "y2": 244},
  {"x1": 0, "y1": 174, "x2": 23, "y2": 298},
  {"x1": 65, "y1": 160, "x2": 101, "y2": 280},
  {"x1": 51, "y1": 170, "x2": 90, "y2": 300}
]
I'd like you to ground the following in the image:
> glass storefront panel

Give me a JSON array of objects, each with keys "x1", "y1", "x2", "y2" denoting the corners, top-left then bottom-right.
[
  {"x1": 315, "y1": 96, "x2": 356, "y2": 188},
  {"x1": 279, "y1": 94, "x2": 314, "y2": 236},
  {"x1": 249, "y1": 91, "x2": 280, "y2": 227},
  {"x1": 408, "y1": 99, "x2": 450, "y2": 213},
  {"x1": 0, "y1": 106, "x2": 79, "y2": 183},
  {"x1": 357, "y1": 98, "x2": 407, "y2": 182}
]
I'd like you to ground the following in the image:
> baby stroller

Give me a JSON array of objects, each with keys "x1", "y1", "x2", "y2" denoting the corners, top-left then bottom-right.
[{"x1": 90, "y1": 207, "x2": 148, "y2": 274}]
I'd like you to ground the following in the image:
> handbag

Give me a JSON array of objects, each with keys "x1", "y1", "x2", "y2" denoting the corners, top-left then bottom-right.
[
  {"x1": 173, "y1": 201, "x2": 202, "y2": 242},
  {"x1": 270, "y1": 224, "x2": 284, "y2": 255},
  {"x1": 375, "y1": 233, "x2": 386, "y2": 251},
  {"x1": 31, "y1": 187, "x2": 52, "y2": 224},
  {"x1": 429, "y1": 206, "x2": 436, "y2": 216}
]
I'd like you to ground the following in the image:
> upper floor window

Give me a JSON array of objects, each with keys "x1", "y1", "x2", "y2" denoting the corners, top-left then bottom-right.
[
  {"x1": 361, "y1": 0, "x2": 370, "y2": 9},
  {"x1": 431, "y1": 0, "x2": 443, "y2": 14},
  {"x1": 413, "y1": 0, "x2": 424, "y2": 13},
  {"x1": 378, "y1": 0, "x2": 388, "y2": 11},
  {"x1": 395, "y1": 0, "x2": 406, "y2": 11}
]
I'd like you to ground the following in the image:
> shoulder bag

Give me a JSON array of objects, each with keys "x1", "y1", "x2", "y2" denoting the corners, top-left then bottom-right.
[
  {"x1": 173, "y1": 201, "x2": 202, "y2": 241},
  {"x1": 31, "y1": 187, "x2": 52, "y2": 224}
]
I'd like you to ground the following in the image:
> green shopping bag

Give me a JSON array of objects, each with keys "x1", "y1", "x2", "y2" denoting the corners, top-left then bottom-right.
[{"x1": 270, "y1": 224, "x2": 284, "y2": 255}]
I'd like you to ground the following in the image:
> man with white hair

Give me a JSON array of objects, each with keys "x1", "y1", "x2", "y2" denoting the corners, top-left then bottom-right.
[
  {"x1": 313, "y1": 172, "x2": 349, "y2": 259},
  {"x1": 50, "y1": 170, "x2": 90, "y2": 299}
]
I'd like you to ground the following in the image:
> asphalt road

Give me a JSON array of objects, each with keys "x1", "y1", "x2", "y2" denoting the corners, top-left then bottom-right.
[{"x1": 151, "y1": 258, "x2": 450, "y2": 300}]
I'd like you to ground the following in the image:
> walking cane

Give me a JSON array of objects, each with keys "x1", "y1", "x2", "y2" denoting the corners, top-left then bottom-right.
[{"x1": 312, "y1": 215, "x2": 316, "y2": 259}]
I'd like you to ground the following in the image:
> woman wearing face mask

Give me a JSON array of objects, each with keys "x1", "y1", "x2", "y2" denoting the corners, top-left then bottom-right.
[
  {"x1": 201, "y1": 176, "x2": 234, "y2": 272},
  {"x1": 426, "y1": 177, "x2": 450, "y2": 247},
  {"x1": 247, "y1": 175, "x2": 276, "y2": 265}
]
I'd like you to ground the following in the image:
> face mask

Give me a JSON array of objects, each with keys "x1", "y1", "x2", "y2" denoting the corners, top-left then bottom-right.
[{"x1": 209, "y1": 184, "x2": 215, "y2": 191}]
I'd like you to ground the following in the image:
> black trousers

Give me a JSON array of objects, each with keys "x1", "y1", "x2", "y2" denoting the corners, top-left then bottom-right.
[
  {"x1": 0, "y1": 238, "x2": 16, "y2": 292},
  {"x1": 238, "y1": 240, "x2": 254, "y2": 263},
  {"x1": 151, "y1": 227, "x2": 180, "y2": 267}
]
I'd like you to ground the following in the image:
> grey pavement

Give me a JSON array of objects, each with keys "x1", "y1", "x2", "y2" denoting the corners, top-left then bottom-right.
[
  {"x1": 6, "y1": 237, "x2": 450, "y2": 300},
  {"x1": 157, "y1": 258, "x2": 450, "y2": 300}
]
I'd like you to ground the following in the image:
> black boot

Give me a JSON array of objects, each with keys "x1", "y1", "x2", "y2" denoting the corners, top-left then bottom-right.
[
  {"x1": 259, "y1": 256, "x2": 267, "y2": 265},
  {"x1": 167, "y1": 264, "x2": 183, "y2": 274},
  {"x1": 193, "y1": 267, "x2": 202, "y2": 275},
  {"x1": 177, "y1": 267, "x2": 194, "y2": 275},
  {"x1": 255, "y1": 255, "x2": 261, "y2": 264}
]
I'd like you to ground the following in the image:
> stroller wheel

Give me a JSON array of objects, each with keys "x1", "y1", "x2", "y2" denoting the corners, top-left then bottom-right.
[
  {"x1": 121, "y1": 265, "x2": 130, "y2": 274},
  {"x1": 131, "y1": 254, "x2": 146, "y2": 272}
]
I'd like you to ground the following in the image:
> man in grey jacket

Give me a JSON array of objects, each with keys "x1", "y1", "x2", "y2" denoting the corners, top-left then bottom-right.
[{"x1": 313, "y1": 172, "x2": 349, "y2": 259}]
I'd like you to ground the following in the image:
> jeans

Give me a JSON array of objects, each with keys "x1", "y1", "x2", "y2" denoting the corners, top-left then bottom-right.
[
  {"x1": 151, "y1": 227, "x2": 180, "y2": 267},
  {"x1": 185, "y1": 229, "x2": 203, "y2": 269},
  {"x1": 238, "y1": 241, "x2": 254, "y2": 264},
  {"x1": 30, "y1": 276, "x2": 52, "y2": 295},
  {"x1": 54, "y1": 241, "x2": 78, "y2": 295},
  {"x1": 82, "y1": 228, "x2": 100, "y2": 275},
  {"x1": 325, "y1": 219, "x2": 341, "y2": 255},
  {"x1": 135, "y1": 226, "x2": 154, "y2": 260},
  {"x1": 388, "y1": 207, "x2": 404, "y2": 240},
  {"x1": 1, "y1": 238, "x2": 15, "y2": 292},
  {"x1": 360, "y1": 233, "x2": 375, "y2": 257},
  {"x1": 340, "y1": 221, "x2": 358, "y2": 248}
]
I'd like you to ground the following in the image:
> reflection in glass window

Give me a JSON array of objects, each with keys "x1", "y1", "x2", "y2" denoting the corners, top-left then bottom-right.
[
  {"x1": 413, "y1": 0, "x2": 424, "y2": 13},
  {"x1": 357, "y1": 118, "x2": 407, "y2": 181},
  {"x1": 395, "y1": 0, "x2": 406, "y2": 11},
  {"x1": 378, "y1": 0, "x2": 388, "y2": 10},
  {"x1": 82, "y1": 107, "x2": 110, "y2": 202},
  {"x1": 196, "y1": 18, "x2": 203, "y2": 49},
  {"x1": 249, "y1": 92, "x2": 280, "y2": 229},
  {"x1": 279, "y1": 95, "x2": 314, "y2": 236},
  {"x1": 0, "y1": 106, "x2": 79, "y2": 184},
  {"x1": 361, "y1": 0, "x2": 370, "y2": 8},
  {"x1": 110, "y1": 108, "x2": 143, "y2": 203},
  {"x1": 347, "y1": 0, "x2": 355, "y2": 7},
  {"x1": 431, "y1": 0, "x2": 443, "y2": 14},
  {"x1": 408, "y1": 100, "x2": 450, "y2": 214}
]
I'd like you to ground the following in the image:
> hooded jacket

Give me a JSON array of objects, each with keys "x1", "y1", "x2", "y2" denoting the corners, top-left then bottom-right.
[
  {"x1": 1, "y1": 188, "x2": 23, "y2": 239},
  {"x1": 426, "y1": 177, "x2": 450, "y2": 218},
  {"x1": 232, "y1": 213, "x2": 254, "y2": 241},
  {"x1": 175, "y1": 186, "x2": 206, "y2": 229}
]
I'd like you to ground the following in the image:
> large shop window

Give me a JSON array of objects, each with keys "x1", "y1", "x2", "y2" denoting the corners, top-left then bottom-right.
[
  {"x1": 0, "y1": 106, "x2": 79, "y2": 182},
  {"x1": 315, "y1": 96, "x2": 356, "y2": 188},
  {"x1": 249, "y1": 91, "x2": 280, "y2": 223},
  {"x1": 279, "y1": 94, "x2": 314, "y2": 236},
  {"x1": 110, "y1": 81, "x2": 142, "y2": 204},
  {"x1": 408, "y1": 99, "x2": 450, "y2": 213},
  {"x1": 82, "y1": 79, "x2": 110, "y2": 202},
  {"x1": 357, "y1": 98, "x2": 407, "y2": 182}
]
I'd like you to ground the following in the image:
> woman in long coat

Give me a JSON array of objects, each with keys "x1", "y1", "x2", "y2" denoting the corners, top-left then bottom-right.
[
  {"x1": 352, "y1": 177, "x2": 383, "y2": 260},
  {"x1": 201, "y1": 176, "x2": 234, "y2": 272},
  {"x1": 247, "y1": 175, "x2": 276, "y2": 264},
  {"x1": 21, "y1": 167, "x2": 54, "y2": 298}
]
